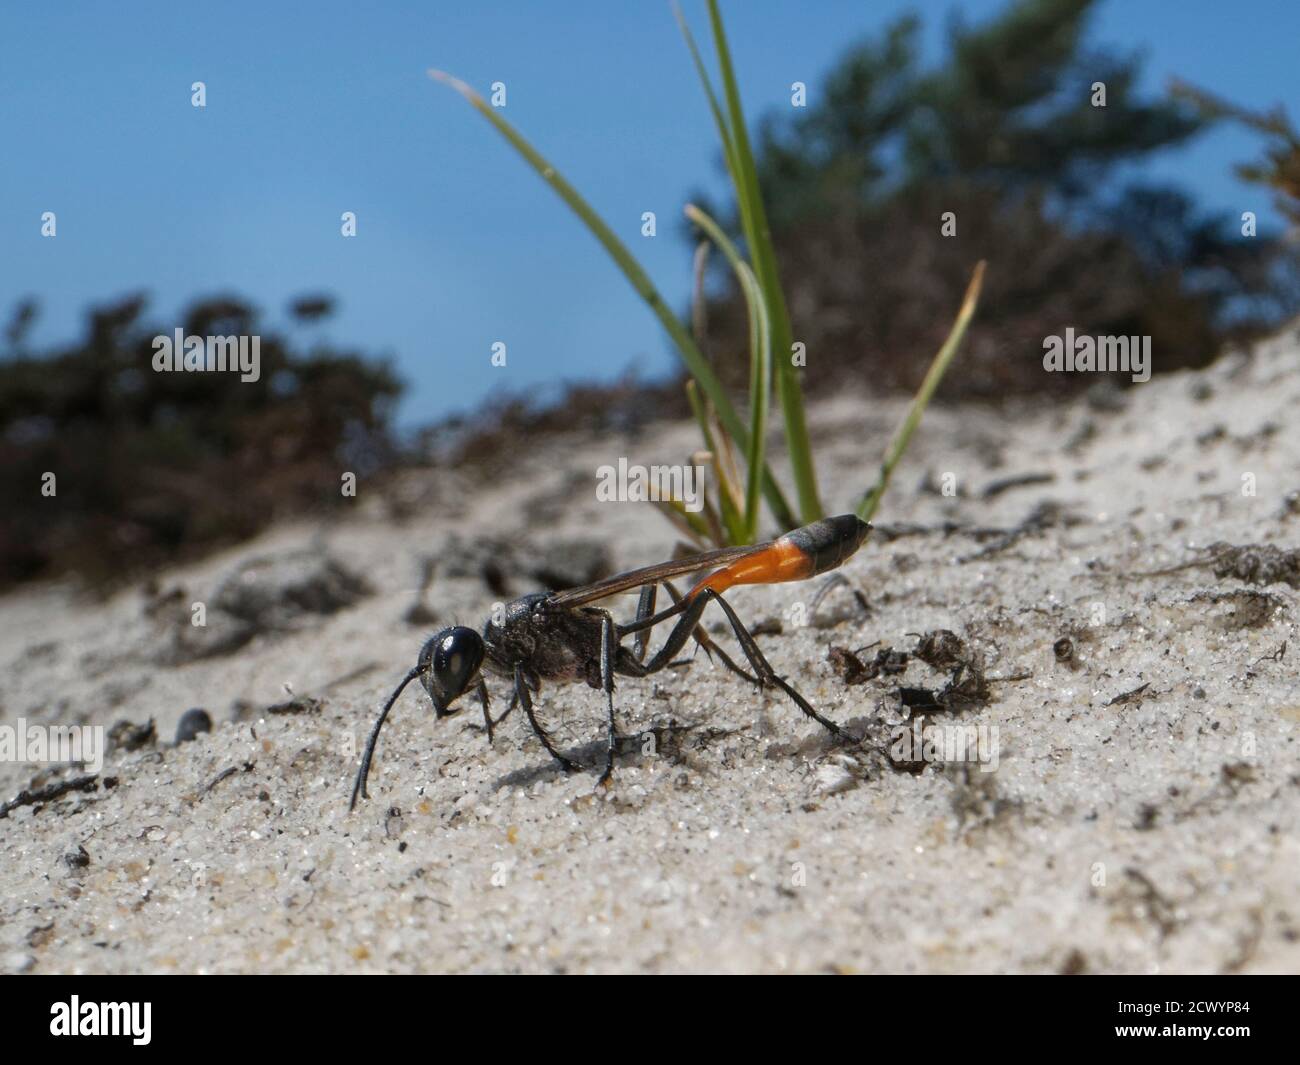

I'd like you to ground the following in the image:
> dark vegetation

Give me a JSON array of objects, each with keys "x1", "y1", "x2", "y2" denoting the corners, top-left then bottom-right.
[
  {"x1": 3, "y1": 0, "x2": 1297, "y2": 588},
  {"x1": 0, "y1": 295, "x2": 399, "y2": 588},
  {"x1": 696, "y1": 0, "x2": 1299, "y2": 397}
]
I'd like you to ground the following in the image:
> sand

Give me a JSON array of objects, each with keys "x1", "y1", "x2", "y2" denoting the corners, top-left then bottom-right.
[{"x1": 2, "y1": 325, "x2": 1298, "y2": 974}]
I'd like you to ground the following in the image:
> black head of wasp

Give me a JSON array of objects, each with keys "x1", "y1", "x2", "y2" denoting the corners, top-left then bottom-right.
[{"x1": 349, "y1": 514, "x2": 872, "y2": 809}]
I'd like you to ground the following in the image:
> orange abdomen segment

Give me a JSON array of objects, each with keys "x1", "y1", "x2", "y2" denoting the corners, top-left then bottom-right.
[
  {"x1": 689, "y1": 539, "x2": 814, "y2": 599},
  {"x1": 687, "y1": 515, "x2": 872, "y2": 601}
]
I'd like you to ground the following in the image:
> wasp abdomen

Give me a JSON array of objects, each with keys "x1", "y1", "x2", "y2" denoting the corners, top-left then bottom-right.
[{"x1": 783, "y1": 514, "x2": 873, "y2": 577}]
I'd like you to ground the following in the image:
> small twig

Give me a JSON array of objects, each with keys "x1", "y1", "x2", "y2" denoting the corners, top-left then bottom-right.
[
  {"x1": 980, "y1": 472, "x2": 1055, "y2": 500},
  {"x1": 1106, "y1": 682, "x2": 1151, "y2": 707},
  {"x1": 1253, "y1": 641, "x2": 1287, "y2": 665},
  {"x1": 957, "y1": 502, "x2": 1067, "y2": 562},
  {"x1": 202, "y1": 762, "x2": 253, "y2": 796},
  {"x1": 0, "y1": 774, "x2": 100, "y2": 820}
]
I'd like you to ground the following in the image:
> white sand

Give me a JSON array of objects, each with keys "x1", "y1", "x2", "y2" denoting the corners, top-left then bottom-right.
[{"x1": 2, "y1": 326, "x2": 1298, "y2": 974}]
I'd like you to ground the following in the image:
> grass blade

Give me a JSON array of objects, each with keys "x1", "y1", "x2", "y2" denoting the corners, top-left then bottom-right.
[
  {"x1": 427, "y1": 68, "x2": 798, "y2": 529},
  {"x1": 672, "y1": 2, "x2": 737, "y2": 173},
  {"x1": 686, "y1": 380, "x2": 745, "y2": 544},
  {"x1": 690, "y1": 240, "x2": 711, "y2": 346},
  {"x1": 685, "y1": 205, "x2": 769, "y2": 542},
  {"x1": 704, "y1": 0, "x2": 821, "y2": 524},
  {"x1": 651, "y1": 497, "x2": 711, "y2": 543},
  {"x1": 856, "y1": 261, "x2": 987, "y2": 522}
]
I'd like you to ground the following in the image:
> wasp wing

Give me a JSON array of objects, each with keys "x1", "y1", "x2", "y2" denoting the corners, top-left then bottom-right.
[{"x1": 545, "y1": 540, "x2": 769, "y2": 608}]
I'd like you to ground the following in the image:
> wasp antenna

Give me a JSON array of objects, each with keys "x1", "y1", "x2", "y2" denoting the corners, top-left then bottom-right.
[{"x1": 349, "y1": 664, "x2": 429, "y2": 811}]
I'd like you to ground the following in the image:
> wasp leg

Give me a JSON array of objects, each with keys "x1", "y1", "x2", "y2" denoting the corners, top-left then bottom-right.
[
  {"x1": 476, "y1": 678, "x2": 494, "y2": 742},
  {"x1": 704, "y1": 589, "x2": 844, "y2": 737},
  {"x1": 627, "y1": 583, "x2": 716, "y2": 665},
  {"x1": 624, "y1": 581, "x2": 755, "y2": 679},
  {"x1": 631, "y1": 583, "x2": 658, "y2": 662},
  {"x1": 617, "y1": 593, "x2": 689, "y2": 640},
  {"x1": 596, "y1": 609, "x2": 618, "y2": 787},
  {"x1": 638, "y1": 589, "x2": 844, "y2": 738},
  {"x1": 515, "y1": 665, "x2": 576, "y2": 773},
  {"x1": 662, "y1": 580, "x2": 759, "y2": 685},
  {"x1": 479, "y1": 678, "x2": 520, "y2": 743}
]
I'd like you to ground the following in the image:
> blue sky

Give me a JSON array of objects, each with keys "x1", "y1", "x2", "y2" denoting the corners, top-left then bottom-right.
[{"x1": 3, "y1": 1, "x2": 1296, "y2": 427}]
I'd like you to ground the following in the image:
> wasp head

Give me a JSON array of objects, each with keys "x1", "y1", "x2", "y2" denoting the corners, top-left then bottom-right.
[{"x1": 417, "y1": 626, "x2": 485, "y2": 715}]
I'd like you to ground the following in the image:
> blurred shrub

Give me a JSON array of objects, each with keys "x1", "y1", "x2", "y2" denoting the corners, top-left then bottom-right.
[
  {"x1": 1170, "y1": 79, "x2": 1300, "y2": 231},
  {"x1": 0, "y1": 294, "x2": 400, "y2": 589},
  {"x1": 696, "y1": 0, "x2": 1300, "y2": 398}
]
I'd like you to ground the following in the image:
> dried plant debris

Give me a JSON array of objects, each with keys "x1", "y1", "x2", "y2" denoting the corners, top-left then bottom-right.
[
  {"x1": 201, "y1": 761, "x2": 255, "y2": 797},
  {"x1": 1206, "y1": 542, "x2": 1300, "y2": 588},
  {"x1": 958, "y1": 501, "x2": 1080, "y2": 562},
  {"x1": 1106, "y1": 682, "x2": 1153, "y2": 707},
  {"x1": 108, "y1": 718, "x2": 156, "y2": 752},
  {"x1": 913, "y1": 629, "x2": 967, "y2": 670},
  {"x1": 1253, "y1": 641, "x2": 1287, "y2": 665},
  {"x1": 1141, "y1": 541, "x2": 1300, "y2": 589},
  {"x1": 941, "y1": 662, "x2": 993, "y2": 710},
  {"x1": 827, "y1": 644, "x2": 908, "y2": 684},
  {"x1": 827, "y1": 645, "x2": 871, "y2": 684},
  {"x1": 979, "y1": 472, "x2": 1055, "y2": 499},
  {"x1": 870, "y1": 521, "x2": 961, "y2": 542},
  {"x1": 896, "y1": 663, "x2": 993, "y2": 717},
  {"x1": 871, "y1": 508, "x2": 1077, "y2": 552},
  {"x1": 748, "y1": 617, "x2": 784, "y2": 637},
  {"x1": 1134, "y1": 802, "x2": 1160, "y2": 831},
  {"x1": 830, "y1": 630, "x2": 998, "y2": 719},
  {"x1": 264, "y1": 695, "x2": 324, "y2": 716},
  {"x1": 898, "y1": 688, "x2": 946, "y2": 714},
  {"x1": 0, "y1": 774, "x2": 100, "y2": 820},
  {"x1": 1188, "y1": 589, "x2": 1287, "y2": 629}
]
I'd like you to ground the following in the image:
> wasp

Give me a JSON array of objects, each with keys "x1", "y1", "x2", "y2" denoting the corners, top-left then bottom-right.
[{"x1": 349, "y1": 514, "x2": 871, "y2": 807}]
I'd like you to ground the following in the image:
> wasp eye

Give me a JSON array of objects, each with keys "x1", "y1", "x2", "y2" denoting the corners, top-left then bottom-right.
[{"x1": 418, "y1": 627, "x2": 484, "y2": 714}]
